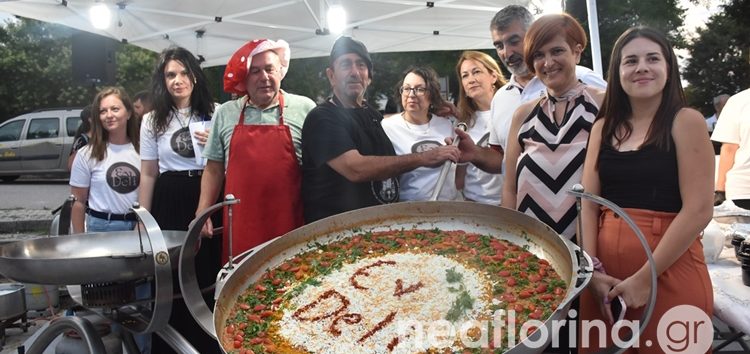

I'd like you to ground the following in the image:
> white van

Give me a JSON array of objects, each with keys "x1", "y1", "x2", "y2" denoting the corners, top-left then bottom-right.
[{"x1": 0, "y1": 108, "x2": 83, "y2": 182}]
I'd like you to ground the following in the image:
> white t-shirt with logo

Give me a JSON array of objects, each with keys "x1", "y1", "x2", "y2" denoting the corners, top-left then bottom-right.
[
  {"x1": 382, "y1": 114, "x2": 459, "y2": 201},
  {"x1": 140, "y1": 109, "x2": 206, "y2": 173},
  {"x1": 712, "y1": 88, "x2": 750, "y2": 199},
  {"x1": 70, "y1": 143, "x2": 141, "y2": 214},
  {"x1": 464, "y1": 110, "x2": 502, "y2": 205}
]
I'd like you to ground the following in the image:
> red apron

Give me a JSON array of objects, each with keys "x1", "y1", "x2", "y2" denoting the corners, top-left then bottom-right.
[{"x1": 222, "y1": 93, "x2": 303, "y2": 262}]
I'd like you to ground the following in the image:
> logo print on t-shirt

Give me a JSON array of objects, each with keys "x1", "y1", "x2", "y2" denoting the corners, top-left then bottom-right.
[
  {"x1": 411, "y1": 140, "x2": 441, "y2": 154},
  {"x1": 372, "y1": 177, "x2": 399, "y2": 204},
  {"x1": 106, "y1": 162, "x2": 140, "y2": 194},
  {"x1": 171, "y1": 127, "x2": 196, "y2": 158}
]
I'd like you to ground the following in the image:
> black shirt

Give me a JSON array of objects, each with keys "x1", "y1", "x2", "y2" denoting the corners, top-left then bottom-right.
[
  {"x1": 599, "y1": 141, "x2": 681, "y2": 212},
  {"x1": 301, "y1": 98, "x2": 399, "y2": 223}
]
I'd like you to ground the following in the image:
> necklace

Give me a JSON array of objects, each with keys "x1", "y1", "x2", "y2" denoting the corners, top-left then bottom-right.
[
  {"x1": 402, "y1": 114, "x2": 431, "y2": 134},
  {"x1": 546, "y1": 82, "x2": 585, "y2": 127},
  {"x1": 174, "y1": 108, "x2": 193, "y2": 128}
]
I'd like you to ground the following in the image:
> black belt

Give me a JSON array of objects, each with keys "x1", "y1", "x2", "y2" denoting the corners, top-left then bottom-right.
[
  {"x1": 86, "y1": 208, "x2": 137, "y2": 221},
  {"x1": 161, "y1": 170, "x2": 203, "y2": 177}
]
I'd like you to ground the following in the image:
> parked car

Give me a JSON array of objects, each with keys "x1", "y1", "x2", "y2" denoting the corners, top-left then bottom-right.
[{"x1": 0, "y1": 108, "x2": 83, "y2": 182}]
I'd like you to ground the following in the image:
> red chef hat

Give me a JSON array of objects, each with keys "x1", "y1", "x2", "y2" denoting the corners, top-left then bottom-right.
[{"x1": 223, "y1": 39, "x2": 290, "y2": 95}]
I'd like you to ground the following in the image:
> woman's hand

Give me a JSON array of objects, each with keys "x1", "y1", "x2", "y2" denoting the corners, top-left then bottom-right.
[
  {"x1": 590, "y1": 271, "x2": 622, "y2": 324},
  {"x1": 194, "y1": 128, "x2": 210, "y2": 146},
  {"x1": 608, "y1": 270, "x2": 651, "y2": 311}
]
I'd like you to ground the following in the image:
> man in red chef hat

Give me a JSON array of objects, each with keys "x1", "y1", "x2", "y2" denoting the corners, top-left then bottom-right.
[{"x1": 196, "y1": 39, "x2": 316, "y2": 261}]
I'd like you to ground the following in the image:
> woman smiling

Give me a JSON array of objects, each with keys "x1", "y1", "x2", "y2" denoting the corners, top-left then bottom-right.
[{"x1": 502, "y1": 13, "x2": 604, "y2": 240}]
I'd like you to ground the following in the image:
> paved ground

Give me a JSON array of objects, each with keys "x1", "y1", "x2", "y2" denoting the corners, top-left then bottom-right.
[{"x1": 0, "y1": 208, "x2": 55, "y2": 238}]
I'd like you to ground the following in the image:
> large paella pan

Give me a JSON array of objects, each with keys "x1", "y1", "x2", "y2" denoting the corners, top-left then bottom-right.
[{"x1": 182, "y1": 201, "x2": 593, "y2": 353}]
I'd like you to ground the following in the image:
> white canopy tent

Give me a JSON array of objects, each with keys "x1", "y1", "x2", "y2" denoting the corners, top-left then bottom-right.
[
  {"x1": 0, "y1": 0, "x2": 523, "y2": 67},
  {"x1": 0, "y1": 0, "x2": 601, "y2": 73}
]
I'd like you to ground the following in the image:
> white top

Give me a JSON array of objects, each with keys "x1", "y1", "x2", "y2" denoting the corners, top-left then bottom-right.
[
  {"x1": 463, "y1": 110, "x2": 502, "y2": 205},
  {"x1": 140, "y1": 108, "x2": 206, "y2": 173},
  {"x1": 381, "y1": 113, "x2": 459, "y2": 201},
  {"x1": 70, "y1": 143, "x2": 140, "y2": 214},
  {"x1": 488, "y1": 76, "x2": 524, "y2": 152},
  {"x1": 711, "y1": 88, "x2": 750, "y2": 199}
]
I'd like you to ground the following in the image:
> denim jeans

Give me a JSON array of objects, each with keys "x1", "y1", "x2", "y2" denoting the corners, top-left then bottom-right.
[{"x1": 86, "y1": 215, "x2": 137, "y2": 232}]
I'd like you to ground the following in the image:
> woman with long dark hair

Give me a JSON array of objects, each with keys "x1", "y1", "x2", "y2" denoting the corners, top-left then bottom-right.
[
  {"x1": 579, "y1": 27, "x2": 713, "y2": 352},
  {"x1": 139, "y1": 46, "x2": 221, "y2": 354}
]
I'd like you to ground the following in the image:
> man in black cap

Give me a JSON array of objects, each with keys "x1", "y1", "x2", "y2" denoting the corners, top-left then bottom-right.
[{"x1": 301, "y1": 36, "x2": 460, "y2": 222}]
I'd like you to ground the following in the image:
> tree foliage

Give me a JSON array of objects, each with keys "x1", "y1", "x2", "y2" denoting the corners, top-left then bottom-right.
[
  {"x1": 566, "y1": 0, "x2": 686, "y2": 79},
  {"x1": 683, "y1": 0, "x2": 750, "y2": 114},
  {"x1": 0, "y1": 17, "x2": 157, "y2": 123}
]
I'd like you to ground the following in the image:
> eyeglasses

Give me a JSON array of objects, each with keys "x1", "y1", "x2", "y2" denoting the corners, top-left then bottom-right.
[{"x1": 399, "y1": 87, "x2": 428, "y2": 96}]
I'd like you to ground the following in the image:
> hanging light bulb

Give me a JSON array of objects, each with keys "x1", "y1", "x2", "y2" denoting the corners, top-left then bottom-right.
[
  {"x1": 90, "y1": 2, "x2": 111, "y2": 29},
  {"x1": 327, "y1": 4, "x2": 347, "y2": 34}
]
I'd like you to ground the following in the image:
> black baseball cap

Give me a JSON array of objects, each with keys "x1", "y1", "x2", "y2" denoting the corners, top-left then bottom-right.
[{"x1": 329, "y1": 36, "x2": 373, "y2": 78}]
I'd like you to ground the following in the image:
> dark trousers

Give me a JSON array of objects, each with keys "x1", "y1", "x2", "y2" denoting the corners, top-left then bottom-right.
[{"x1": 149, "y1": 173, "x2": 223, "y2": 354}]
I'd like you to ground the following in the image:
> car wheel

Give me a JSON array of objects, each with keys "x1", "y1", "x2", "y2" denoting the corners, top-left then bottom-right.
[{"x1": 0, "y1": 175, "x2": 20, "y2": 182}]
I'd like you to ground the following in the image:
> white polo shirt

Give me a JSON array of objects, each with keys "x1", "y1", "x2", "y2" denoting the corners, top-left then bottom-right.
[{"x1": 711, "y1": 88, "x2": 750, "y2": 199}]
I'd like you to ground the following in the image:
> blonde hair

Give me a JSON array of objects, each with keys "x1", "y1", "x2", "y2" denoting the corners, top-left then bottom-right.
[{"x1": 455, "y1": 51, "x2": 505, "y2": 123}]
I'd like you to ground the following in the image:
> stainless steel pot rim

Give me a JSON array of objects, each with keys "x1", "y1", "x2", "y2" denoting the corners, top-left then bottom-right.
[{"x1": 197, "y1": 201, "x2": 592, "y2": 354}]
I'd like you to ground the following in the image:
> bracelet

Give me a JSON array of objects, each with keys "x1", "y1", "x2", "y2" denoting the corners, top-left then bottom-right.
[{"x1": 592, "y1": 256, "x2": 606, "y2": 274}]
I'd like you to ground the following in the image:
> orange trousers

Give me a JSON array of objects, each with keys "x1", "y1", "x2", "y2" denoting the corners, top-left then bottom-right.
[{"x1": 579, "y1": 208, "x2": 713, "y2": 354}]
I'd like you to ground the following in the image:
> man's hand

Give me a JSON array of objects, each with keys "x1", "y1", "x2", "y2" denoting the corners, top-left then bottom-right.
[
  {"x1": 714, "y1": 191, "x2": 726, "y2": 206},
  {"x1": 420, "y1": 145, "x2": 460, "y2": 168},
  {"x1": 448, "y1": 128, "x2": 478, "y2": 163}
]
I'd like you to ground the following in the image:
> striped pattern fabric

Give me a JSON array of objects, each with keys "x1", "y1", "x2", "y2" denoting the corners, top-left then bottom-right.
[{"x1": 515, "y1": 84, "x2": 599, "y2": 238}]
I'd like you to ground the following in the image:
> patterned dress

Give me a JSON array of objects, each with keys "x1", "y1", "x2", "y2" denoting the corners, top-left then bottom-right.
[{"x1": 515, "y1": 82, "x2": 599, "y2": 238}]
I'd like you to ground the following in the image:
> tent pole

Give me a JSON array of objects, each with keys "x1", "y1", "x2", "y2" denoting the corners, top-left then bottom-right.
[{"x1": 586, "y1": 0, "x2": 603, "y2": 77}]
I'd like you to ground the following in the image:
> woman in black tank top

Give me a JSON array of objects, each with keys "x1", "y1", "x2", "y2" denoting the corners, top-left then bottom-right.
[{"x1": 577, "y1": 27, "x2": 714, "y2": 353}]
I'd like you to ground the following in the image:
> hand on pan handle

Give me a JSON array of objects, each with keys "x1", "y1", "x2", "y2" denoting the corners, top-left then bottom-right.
[{"x1": 714, "y1": 191, "x2": 726, "y2": 206}]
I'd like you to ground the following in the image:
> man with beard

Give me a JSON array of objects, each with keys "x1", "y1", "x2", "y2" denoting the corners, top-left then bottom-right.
[
  {"x1": 301, "y1": 36, "x2": 460, "y2": 222},
  {"x1": 455, "y1": 5, "x2": 606, "y2": 194}
]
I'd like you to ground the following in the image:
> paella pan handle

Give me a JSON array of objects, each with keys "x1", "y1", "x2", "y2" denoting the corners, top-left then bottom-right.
[
  {"x1": 26, "y1": 314, "x2": 106, "y2": 354},
  {"x1": 130, "y1": 203, "x2": 174, "y2": 334},
  {"x1": 429, "y1": 122, "x2": 468, "y2": 201},
  {"x1": 568, "y1": 184, "x2": 658, "y2": 354},
  {"x1": 180, "y1": 197, "x2": 240, "y2": 338}
]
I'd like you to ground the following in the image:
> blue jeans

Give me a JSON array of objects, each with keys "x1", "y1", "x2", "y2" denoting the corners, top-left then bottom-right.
[{"x1": 86, "y1": 215, "x2": 137, "y2": 232}]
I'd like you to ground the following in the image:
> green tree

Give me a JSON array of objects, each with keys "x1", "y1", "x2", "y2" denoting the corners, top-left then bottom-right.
[
  {"x1": 566, "y1": 0, "x2": 687, "y2": 79},
  {"x1": 683, "y1": 0, "x2": 750, "y2": 114},
  {"x1": 0, "y1": 17, "x2": 158, "y2": 122}
]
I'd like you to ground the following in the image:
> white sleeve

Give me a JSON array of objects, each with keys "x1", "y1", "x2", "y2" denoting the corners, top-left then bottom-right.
[
  {"x1": 488, "y1": 90, "x2": 502, "y2": 147},
  {"x1": 69, "y1": 146, "x2": 92, "y2": 188},
  {"x1": 575, "y1": 66, "x2": 607, "y2": 90},
  {"x1": 711, "y1": 94, "x2": 745, "y2": 144},
  {"x1": 139, "y1": 112, "x2": 158, "y2": 160}
]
